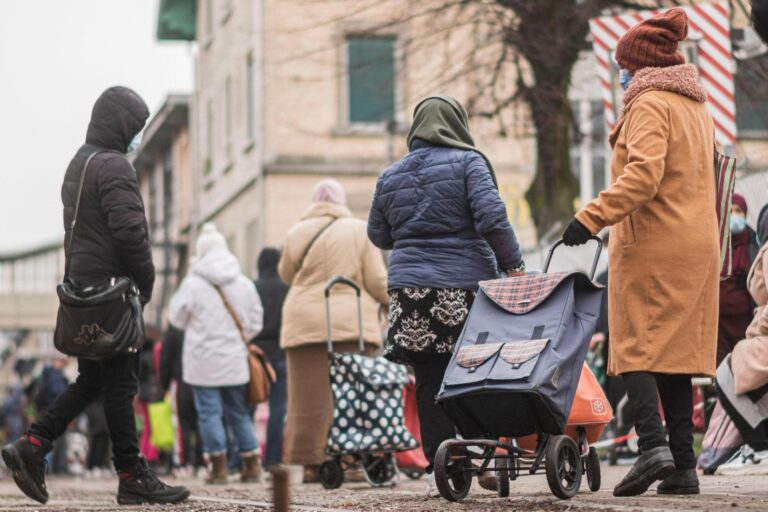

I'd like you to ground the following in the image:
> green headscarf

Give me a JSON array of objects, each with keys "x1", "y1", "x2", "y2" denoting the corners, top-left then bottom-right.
[{"x1": 406, "y1": 95, "x2": 498, "y2": 188}]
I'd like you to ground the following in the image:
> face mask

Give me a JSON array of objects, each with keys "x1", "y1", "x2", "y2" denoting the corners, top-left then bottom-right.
[
  {"x1": 619, "y1": 69, "x2": 633, "y2": 91},
  {"x1": 731, "y1": 214, "x2": 747, "y2": 235},
  {"x1": 127, "y1": 132, "x2": 143, "y2": 153}
]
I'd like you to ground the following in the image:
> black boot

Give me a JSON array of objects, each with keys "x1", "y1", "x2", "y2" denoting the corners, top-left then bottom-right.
[
  {"x1": 117, "y1": 457, "x2": 190, "y2": 505},
  {"x1": 1, "y1": 436, "x2": 49, "y2": 504},
  {"x1": 613, "y1": 446, "x2": 675, "y2": 497},
  {"x1": 657, "y1": 468, "x2": 700, "y2": 495}
]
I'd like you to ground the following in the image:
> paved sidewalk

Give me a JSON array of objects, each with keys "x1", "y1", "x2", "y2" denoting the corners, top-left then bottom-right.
[{"x1": 0, "y1": 465, "x2": 766, "y2": 511}]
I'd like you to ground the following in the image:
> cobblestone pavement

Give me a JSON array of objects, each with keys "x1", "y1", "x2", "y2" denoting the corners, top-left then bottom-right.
[{"x1": 0, "y1": 466, "x2": 766, "y2": 511}]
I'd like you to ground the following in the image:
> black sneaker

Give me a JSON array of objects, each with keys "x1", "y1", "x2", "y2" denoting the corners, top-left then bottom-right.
[
  {"x1": 1, "y1": 436, "x2": 49, "y2": 504},
  {"x1": 117, "y1": 458, "x2": 190, "y2": 505},
  {"x1": 657, "y1": 468, "x2": 700, "y2": 495},
  {"x1": 613, "y1": 445, "x2": 675, "y2": 497}
]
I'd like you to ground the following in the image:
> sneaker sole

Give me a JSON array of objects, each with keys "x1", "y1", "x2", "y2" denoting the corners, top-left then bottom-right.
[
  {"x1": 1, "y1": 445, "x2": 48, "y2": 504},
  {"x1": 716, "y1": 465, "x2": 768, "y2": 477},
  {"x1": 613, "y1": 460, "x2": 675, "y2": 497},
  {"x1": 117, "y1": 488, "x2": 191, "y2": 505}
]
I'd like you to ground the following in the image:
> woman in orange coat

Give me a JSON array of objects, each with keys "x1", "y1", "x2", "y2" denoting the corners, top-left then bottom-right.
[{"x1": 562, "y1": 9, "x2": 719, "y2": 497}]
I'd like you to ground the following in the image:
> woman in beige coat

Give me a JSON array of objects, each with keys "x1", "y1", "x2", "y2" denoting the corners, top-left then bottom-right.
[
  {"x1": 562, "y1": 9, "x2": 718, "y2": 497},
  {"x1": 716, "y1": 215, "x2": 768, "y2": 475},
  {"x1": 279, "y1": 179, "x2": 388, "y2": 480}
]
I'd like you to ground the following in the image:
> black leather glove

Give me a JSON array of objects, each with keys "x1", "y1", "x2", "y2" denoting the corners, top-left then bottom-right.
[{"x1": 562, "y1": 218, "x2": 591, "y2": 247}]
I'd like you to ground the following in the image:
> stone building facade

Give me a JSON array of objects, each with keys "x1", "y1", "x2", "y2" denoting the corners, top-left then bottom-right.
[{"x1": 159, "y1": 0, "x2": 538, "y2": 274}]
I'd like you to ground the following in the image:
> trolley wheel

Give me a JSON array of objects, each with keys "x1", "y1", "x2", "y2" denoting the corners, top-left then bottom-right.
[
  {"x1": 434, "y1": 442, "x2": 472, "y2": 502},
  {"x1": 545, "y1": 436, "x2": 582, "y2": 500},
  {"x1": 319, "y1": 459, "x2": 345, "y2": 490},
  {"x1": 606, "y1": 422, "x2": 619, "y2": 466},
  {"x1": 403, "y1": 469, "x2": 424, "y2": 480},
  {"x1": 585, "y1": 446, "x2": 601, "y2": 492},
  {"x1": 495, "y1": 457, "x2": 510, "y2": 498},
  {"x1": 363, "y1": 454, "x2": 395, "y2": 486}
]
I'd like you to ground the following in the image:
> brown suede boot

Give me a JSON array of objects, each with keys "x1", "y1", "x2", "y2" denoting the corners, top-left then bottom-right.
[
  {"x1": 240, "y1": 452, "x2": 262, "y2": 483},
  {"x1": 207, "y1": 452, "x2": 229, "y2": 485}
]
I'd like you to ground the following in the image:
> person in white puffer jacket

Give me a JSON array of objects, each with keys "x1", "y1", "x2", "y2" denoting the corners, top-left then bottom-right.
[{"x1": 168, "y1": 223, "x2": 263, "y2": 484}]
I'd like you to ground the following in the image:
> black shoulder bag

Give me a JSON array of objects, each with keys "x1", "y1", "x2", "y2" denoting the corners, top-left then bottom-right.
[{"x1": 53, "y1": 152, "x2": 146, "y2": 359}]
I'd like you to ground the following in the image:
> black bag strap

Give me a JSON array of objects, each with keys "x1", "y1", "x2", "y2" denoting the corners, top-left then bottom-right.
[
  {"x1": 297, "y1": 217, "x2": 338, "y2": 269},
  {"x1": 65, "y1": 151, "x2": 102, "y2": 278}
]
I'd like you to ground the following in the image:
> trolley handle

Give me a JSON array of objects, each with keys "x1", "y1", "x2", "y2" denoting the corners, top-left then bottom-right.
[
  {"x1": 324, "y1": 276, "x2": 361, "y2": 297},
  {"x1": 324, "y1": 276, "x2": 365, "y2": 355},
  {"x1": 543, "y1": 236, "x2": 603, "y2": 281}
]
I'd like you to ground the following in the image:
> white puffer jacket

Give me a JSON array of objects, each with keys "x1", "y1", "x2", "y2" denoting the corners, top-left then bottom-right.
[{"x1": 169, "y1": 249, "x2": 263, "y2": 387}]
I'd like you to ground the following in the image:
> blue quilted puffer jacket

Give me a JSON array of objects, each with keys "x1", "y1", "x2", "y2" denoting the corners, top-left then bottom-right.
[{"x1": 368, "y1": 141, "x2": 523, "y2": 290}]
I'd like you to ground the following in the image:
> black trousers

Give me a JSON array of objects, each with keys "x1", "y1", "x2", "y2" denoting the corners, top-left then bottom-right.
[
  {"x1": 87, "y1": 431, "x2": 111, "y2": 470},
  {"x1": 412, "y1": 355, "x2": 455, "y2": 473},
  {"x1": 29, "y1": 353, "x2": 140, "y2": 472},
  {"x1": 718, "y1": 388, "x2": 768, "y2": 452},
  {"x1": 177, "y1": 382, "x2": 203, "y2": 468},
  {"x1": 622, "y1": 372, "x2": 696, "y2": 470}
]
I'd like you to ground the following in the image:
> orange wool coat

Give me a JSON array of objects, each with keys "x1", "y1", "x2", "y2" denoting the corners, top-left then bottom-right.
[{"x1": 576, "y1": 65, "x2": 719, "y2": 377}]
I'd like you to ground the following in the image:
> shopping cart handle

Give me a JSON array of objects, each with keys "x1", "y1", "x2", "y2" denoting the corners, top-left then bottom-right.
[
  {"x1": 543, "y1": 236, "x2": 603, "y2": 280},
  {"x1": 325, "y1": 276, "x2": 361, "y2": 297}
]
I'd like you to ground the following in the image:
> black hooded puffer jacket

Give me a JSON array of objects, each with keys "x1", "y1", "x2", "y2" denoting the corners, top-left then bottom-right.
[
  {"x1": 61, "y1": 86, "x2": 154, "y2": 300},
  {"x1": 252, "y1": 248, "x2": 289, "y2": 363}
]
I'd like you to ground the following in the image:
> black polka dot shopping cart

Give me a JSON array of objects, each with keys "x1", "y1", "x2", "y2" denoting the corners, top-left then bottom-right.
[{"x1": 319, "y1": 276, "x2": 419, "y2": 489}]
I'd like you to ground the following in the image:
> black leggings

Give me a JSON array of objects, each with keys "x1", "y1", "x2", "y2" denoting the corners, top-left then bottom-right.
[
  {"x1": 623, "y1": 372, "x2": 696, "y2": 470},
  {"x1": 412, "y1": 355, "x2": 456, "y2": 473},
  {"x1": 718, "y1": 388, "x2": 768, "y2": 452}
]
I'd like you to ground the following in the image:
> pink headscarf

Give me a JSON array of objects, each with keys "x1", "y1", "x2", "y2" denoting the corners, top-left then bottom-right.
[{"x1": 312, "y1": 179, "x2": 347, "y2": 205}]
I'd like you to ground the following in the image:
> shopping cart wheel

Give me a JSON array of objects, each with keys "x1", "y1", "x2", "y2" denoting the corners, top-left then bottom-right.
[
  {"x1": 585, "y1": 447, "x2": 601, "y2": 492},
  {"x1": 363, "y1": 454, "x2": 396, "y2": 486},
  {"x1": 319, "y1": 459, "x2": 344, "y2": 490},
  {"x1": 495, "y1": 457, "x2": 510, "y2": 498},
  {"x1": 434, "y1": 442, "x2": 472, "y2": 502},
  {"x1": 545, "y1": 435, "x2": 582, "y2": 499},
  {"x1": 403, "y1": 469, "x2": 424, "y2": 480}
]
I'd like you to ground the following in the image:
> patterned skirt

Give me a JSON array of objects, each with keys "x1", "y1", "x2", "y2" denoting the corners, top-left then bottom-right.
[{"x1": 385, "y1": 287, "x2": 475, "y2": 366}]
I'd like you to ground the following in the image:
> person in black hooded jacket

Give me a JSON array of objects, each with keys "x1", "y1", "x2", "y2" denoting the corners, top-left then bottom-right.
[
  {"x1": 1, "y1": 87, "x2": 189, "y2": 506},
  {"x1": 251, "y1": 248, "x2": 289, "y2": 468}
]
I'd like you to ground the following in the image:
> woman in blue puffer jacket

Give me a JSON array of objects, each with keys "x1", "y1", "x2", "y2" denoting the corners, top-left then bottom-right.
[{"x1": 367, "y1": 95, "x2": 524, "y2": 490}]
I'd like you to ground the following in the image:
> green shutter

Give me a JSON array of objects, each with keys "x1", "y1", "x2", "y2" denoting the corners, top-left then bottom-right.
[
  {"x1": 157, "y1": 0, "x2": 197, "y2": 41},
  {"x1": 347, "y1": 36, "x2": 396, "y2": 124}
]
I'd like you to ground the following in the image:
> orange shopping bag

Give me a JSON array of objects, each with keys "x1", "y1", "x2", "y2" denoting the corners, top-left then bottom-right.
[{"x1": 518, "y1": 364, "x2": 613, "y2": 451}]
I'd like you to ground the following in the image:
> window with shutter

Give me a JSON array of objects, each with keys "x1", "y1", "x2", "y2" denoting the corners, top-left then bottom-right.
[{"x1": 346, "y1": 36, "x2": 396, "y2": 125}]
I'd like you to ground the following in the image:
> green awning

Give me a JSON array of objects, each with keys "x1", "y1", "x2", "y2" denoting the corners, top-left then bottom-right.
[{"x1": 157, "y1": 0, "x2": 197, "y2": 41}]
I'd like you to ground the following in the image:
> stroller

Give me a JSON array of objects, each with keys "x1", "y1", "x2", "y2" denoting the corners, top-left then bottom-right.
[
  {"x1": 434, "y1": 238, "x2": 612, "y2": 501},
  {"x1": 319, "y1": 277, "x2": 419, "y2": 489}
]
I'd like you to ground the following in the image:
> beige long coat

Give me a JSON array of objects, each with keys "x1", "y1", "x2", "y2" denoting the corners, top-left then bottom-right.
[
  {"x1": 279, "y1": 201, "x2": 388, "y2": 350},
  {"x1": 576, "y1": 64, "x2": 719, "y2": 377},
  {"x1": 731, "y1": 244, "x2": 768, "y2": 394}
]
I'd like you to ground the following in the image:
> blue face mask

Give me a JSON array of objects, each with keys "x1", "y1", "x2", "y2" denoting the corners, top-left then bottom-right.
[
  {"x1": 619, "y1": 69, "x2": 633, "y2": 91},
  {"x1": 731, "y1": 214, "x2": 747, "y2": 235},
  {"x1": 127, "y1": 132, "x2": 143, "y2": 153}
]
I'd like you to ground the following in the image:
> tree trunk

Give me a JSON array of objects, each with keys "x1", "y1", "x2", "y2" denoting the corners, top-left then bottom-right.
[{"x1": 524, "y1": 72, "x2": 580, "y2": 239}]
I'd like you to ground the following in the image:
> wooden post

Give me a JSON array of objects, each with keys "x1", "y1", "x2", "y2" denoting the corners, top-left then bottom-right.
[{"x1": 272, "y1": 466, "x2": 290, "y2": 512}]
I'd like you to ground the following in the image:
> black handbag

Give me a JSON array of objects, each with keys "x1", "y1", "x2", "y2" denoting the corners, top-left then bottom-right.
[{"x1": 53, "y1": 151, "x2": 146, "y2": 359}]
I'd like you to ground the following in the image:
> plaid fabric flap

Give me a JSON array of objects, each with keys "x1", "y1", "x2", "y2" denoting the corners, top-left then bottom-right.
[
  {"x1": 479, "y1": 272, "x2": 571, "y2": 314},
  {"x1": 499, "y1": 339, "x2": 549, "y2": 365},
  {"x1": 456, "y1": 342, "x2": 503, "y2": 369}
]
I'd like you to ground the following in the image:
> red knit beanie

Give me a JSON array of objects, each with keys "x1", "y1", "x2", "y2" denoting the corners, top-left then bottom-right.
[{"x1": 615, "y1": 8, "x2": 689, "y2": 71}]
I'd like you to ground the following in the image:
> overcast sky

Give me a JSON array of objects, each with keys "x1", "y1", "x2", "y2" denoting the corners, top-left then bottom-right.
[{"x1": 0, "y1": 0, "x2": 192, "y2": 252}]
